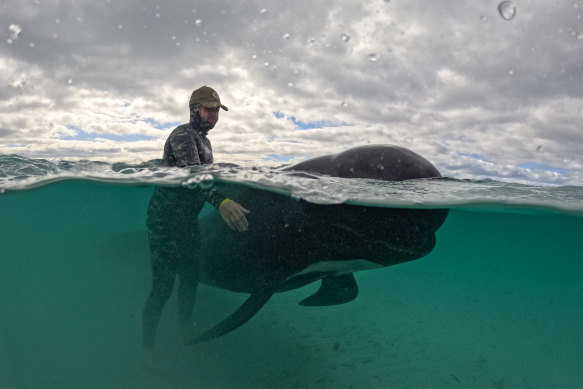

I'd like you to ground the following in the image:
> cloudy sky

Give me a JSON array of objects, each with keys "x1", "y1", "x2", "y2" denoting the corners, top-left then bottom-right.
[{"x1": 1, "y1": 0, "x2": 582, "y2": 185}]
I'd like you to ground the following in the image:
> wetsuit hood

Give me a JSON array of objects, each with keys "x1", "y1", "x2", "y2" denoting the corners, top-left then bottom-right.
[{"x1": 189, "y1": 104, "x2": 214, "y2": 135}]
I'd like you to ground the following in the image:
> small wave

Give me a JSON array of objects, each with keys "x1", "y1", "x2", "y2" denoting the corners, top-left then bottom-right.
[{"x1": 1, "y1": 153, "x2": 583, "y2": 215}]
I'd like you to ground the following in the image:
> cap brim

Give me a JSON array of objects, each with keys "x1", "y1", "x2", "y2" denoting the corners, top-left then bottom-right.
[{"x1": 201, "y1": 102, "x2": 229, "y2": 111}]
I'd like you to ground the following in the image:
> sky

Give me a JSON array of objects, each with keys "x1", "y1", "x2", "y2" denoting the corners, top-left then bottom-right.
[{"x1": 0, "y1": 0, "x2": 582, "y2": 185}]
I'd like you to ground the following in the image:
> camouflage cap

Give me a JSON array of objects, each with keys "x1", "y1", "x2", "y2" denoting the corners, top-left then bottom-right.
[{"x1": 189, "y1": 86, "x2": 228, "y2": 111}]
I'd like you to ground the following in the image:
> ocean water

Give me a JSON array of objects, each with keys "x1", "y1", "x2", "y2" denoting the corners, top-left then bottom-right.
[{"x1": 0, "y1": 154, "x2": 582, "y2": 389}]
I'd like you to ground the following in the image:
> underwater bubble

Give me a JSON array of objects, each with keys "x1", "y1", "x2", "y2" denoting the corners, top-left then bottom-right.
[
  {"x1": 282, "y1": 33, "x2": 290, "y2": 40},
  {"x1": 287, "y1": 82, "x2": 294, "y2": 87},
  {"x1": 578, "y1": 33, "x2": 583, "y2": 40},
  {"x1": 508, "y1": 69, "x2": 515, "y2": 75},
  {"x1": 67, "y1": 79, "x2": 73, "y2": 84},
  {"x1": 341, "y1": 102, "x2": 348, "y2": 107},
  {"x1": 195, "y1": 19, "x2": 202, "y2": 26},
  {"x1": 260, "y1": 8, "x2": 267, "y2": 14},
  {"x1": 536, "y1": 145, "x2": 543, "y2": 152},
  {"x1": 367, "y1": 53, "x2": 379, "y2": 62},
  {"x1": 498, "y1": 1, "x2": 517, "y2": 21},
  {"x1": 341, "y1": 33, "x2": 351, "y2": 42},
  {"x1": 251, "y1": 54, "x2": 257, "y2": 60}
]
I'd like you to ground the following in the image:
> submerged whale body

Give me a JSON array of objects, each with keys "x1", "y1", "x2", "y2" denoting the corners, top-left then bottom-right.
[{"x1": 191, "y1": 145, "x2": 448, "y2": 344}]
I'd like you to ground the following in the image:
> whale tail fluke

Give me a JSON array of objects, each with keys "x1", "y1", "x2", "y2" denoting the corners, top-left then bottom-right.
[
  {"x1": 299, "y1": 274, "x2": 358, "y2": 306},
  {"x1": 187, "y1": 290, "x2": 274, "y2": 345}
]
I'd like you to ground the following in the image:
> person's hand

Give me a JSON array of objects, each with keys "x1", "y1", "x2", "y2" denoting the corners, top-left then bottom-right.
[{"x1": 219, "y1": 199, "x2": 250, "y2": 232}]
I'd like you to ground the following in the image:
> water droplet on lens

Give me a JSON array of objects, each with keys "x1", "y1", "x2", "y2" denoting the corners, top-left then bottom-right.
[
  {"x1": 8, "y1": 24, "x2": 22, "y2": 43},
  {"x1": 341, "y1": 33, "x2": 350, "y2": 42},
  {"x1": 498, "y1": 1, "x2": 516, "y2": 21},
  {"x1": 367, "y1": 53, "x2": 379, "y2": 62}
]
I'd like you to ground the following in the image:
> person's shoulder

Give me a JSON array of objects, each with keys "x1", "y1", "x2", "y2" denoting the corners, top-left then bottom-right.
[{"x1": 167, "y1": 123, "x2": 194, "y2": 141}]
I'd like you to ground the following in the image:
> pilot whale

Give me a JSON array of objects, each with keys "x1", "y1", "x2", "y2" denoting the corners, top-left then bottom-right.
[{"x1": 189, "y1": 145, "x2": 448, "y2": 344}]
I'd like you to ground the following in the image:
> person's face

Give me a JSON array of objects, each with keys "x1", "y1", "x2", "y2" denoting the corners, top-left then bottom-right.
[{"x1": 199, "y1": 106, "x2": 220, "y2": 126}]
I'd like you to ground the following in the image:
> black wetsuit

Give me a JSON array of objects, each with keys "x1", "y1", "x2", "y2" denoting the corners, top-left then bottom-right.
[{"x1": 143, "y1": 105, "x2": 227, "y2": 347}]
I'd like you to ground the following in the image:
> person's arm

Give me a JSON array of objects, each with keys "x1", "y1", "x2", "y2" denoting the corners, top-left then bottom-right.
[{"x1": 170, "y1": 133, "x2": 250, "y2": 231}]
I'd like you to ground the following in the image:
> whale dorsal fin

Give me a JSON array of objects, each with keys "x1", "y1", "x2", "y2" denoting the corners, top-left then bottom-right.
[
  {"x1": 187, "y1": 290, "x2": 273, "y2": 345},
  {"x1": 299, "y1": 274, "x2": 358, "y2": 306}
]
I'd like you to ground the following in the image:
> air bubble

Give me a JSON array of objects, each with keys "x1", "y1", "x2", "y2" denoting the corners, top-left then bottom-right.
[
  {"x1": 341, "y1": 33, "x2": 350, "y2": 42},
  {"x1": 367, "y1": 53, "x2": 379, "y2": 62},
  {"x1": 282, "y1": 33, "x2": 290, "y2": 40},
  {"x1": 195, "y1": 19, "x2": 202, "y2": 26},
  {"x1": 260, "y1": 8, "x2": 267, "y2": 14},
  {"x1": 498, "y1": 1, "x2": 516, "y2": 21},
  {"x1": 536, "y1": 145, "x2": 543, "y2": 152}
]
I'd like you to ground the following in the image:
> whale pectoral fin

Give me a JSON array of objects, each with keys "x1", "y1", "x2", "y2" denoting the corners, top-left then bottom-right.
[
  {"x1": 299, "y1": 274, "x2": 358, "y2": 306},
  {"x1": 187, "y1": 290, "x2": 273, "y2": 345}
]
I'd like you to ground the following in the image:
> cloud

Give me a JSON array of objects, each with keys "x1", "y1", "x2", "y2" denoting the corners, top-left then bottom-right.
[{"x1": 0, "y1": 0, "x2": 582, "y2": 185}]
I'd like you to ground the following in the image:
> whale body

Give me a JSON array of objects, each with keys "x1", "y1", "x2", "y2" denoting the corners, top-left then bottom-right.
[{"x1": 190, "y1": 145, "x2": 448, "y2": 344}]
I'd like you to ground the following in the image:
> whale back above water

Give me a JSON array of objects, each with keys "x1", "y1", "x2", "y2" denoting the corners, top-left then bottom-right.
[{"x1": 191, "y1": 145, "x2": 448, "y2": 344}]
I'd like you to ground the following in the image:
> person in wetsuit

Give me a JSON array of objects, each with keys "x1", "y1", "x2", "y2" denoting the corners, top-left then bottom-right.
[{"x1": 143, "y1": 86, "x2": 249, "y2": 361}]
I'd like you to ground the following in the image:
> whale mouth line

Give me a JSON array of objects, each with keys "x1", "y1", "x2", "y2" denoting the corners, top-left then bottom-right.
[{"x1": 330, "y1": 222, "x2": 430, "y2": 259}]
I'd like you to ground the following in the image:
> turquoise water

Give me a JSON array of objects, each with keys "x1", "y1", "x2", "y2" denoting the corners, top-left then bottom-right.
[{"x1": 1, "y1": 155, "x2": 582, "y2": 389}]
